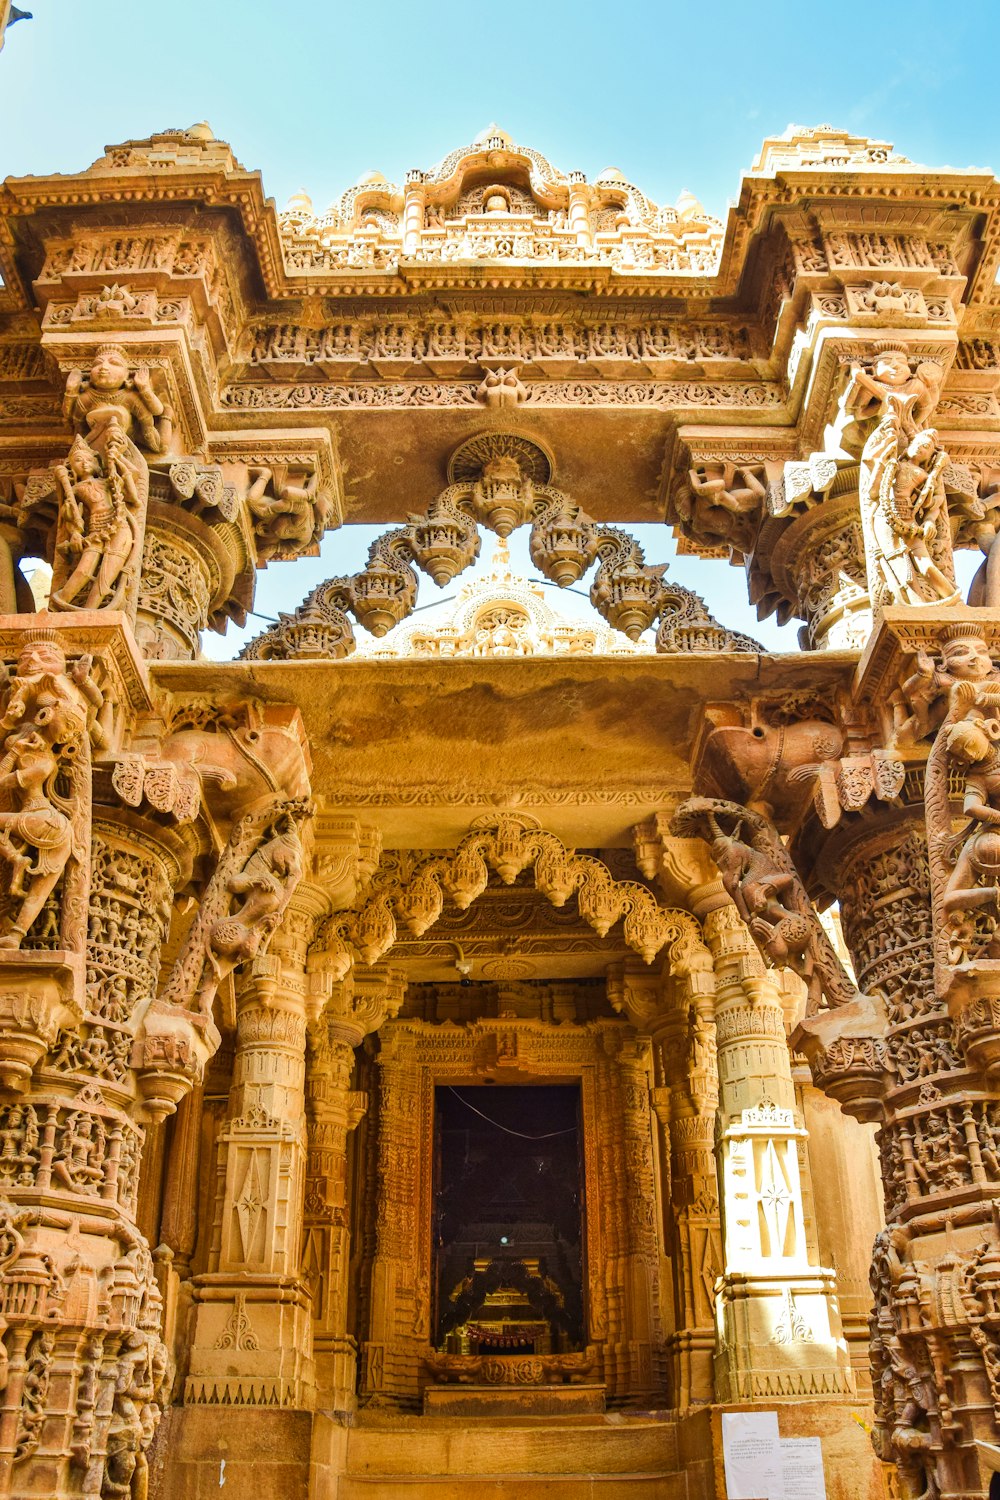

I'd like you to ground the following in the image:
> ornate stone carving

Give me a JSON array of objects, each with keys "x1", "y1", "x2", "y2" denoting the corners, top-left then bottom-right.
[
  {"x1": 246, "y1": 462, "x2": 333, "y2": 562},
  {"x1": 321, "y1": 814, "x2": 684, "y2": 978},
  {"x1": 0, "y1": 634, "x2": 92, "y2": 951},
  {"x1": 672, "y1": 798, "x2": 859, "y2": 1013},
  {"x1": 159, "y1": 798, "x2": 311, "y2": 1017},
  {"x1": 2, "y1": 111, "x2": 999, "y2": 1500},
  {"x1": 844, "y1": 345, "x2": 958, "y2": 610},
  {"x1": 242, "y1": 466, "x2": 759, "y2": 659}
]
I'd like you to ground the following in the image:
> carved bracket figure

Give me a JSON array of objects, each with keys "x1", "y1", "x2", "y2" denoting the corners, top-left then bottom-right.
[
  {"x1": 21, "y1": 346, "x2": 171, "y2": 623},
  {"x1": 924, "y1": 640, "x2": 1000, "y2": 1073},
  {"x1": 843, "y1": 344, "x2": 958, "y2": 611},
  {"x1": 158, "y1": 797, "x2": 312, "y2": 1019},
  {"x1": 671, "y1": 797, "x2": 859, "y2": 1013},
  {"x1": 246, "y1": 462, "x2": 334, "y2": 562},
  {"x1": 672, "y1": 796, "x2": 889, "y2": 1119},
  {"x1": 0, "y1": 634, "x2": 93, "y2": 952}
]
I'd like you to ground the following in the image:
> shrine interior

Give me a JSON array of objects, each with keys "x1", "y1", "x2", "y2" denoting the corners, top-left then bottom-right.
[{"x1": 432, "y1": 1083, "x2": 586, "y2": 1356}]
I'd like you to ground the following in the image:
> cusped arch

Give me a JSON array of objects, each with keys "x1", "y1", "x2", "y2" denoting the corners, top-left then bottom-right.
[
  {"x1": 240, "y1": 444, "x2": 761, "y2": 662},
  {"x1": 310, "y1": 813, "x2": 710, "y2": 980},
  {"x1": 423, "y1": 131, "x2": 569, "y2": 211}
]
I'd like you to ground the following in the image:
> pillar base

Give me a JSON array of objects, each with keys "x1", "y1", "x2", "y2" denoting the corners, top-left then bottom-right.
[
  {"x1": 184, "y1": 1275, "x2": 316, "y2": 1410},
  {"x1": 314, "y1": 1336, "x2": 359, "y2": 1414},
  {"x1": 714, "y1": 1271, "x2": 857, "y2": 1402}
]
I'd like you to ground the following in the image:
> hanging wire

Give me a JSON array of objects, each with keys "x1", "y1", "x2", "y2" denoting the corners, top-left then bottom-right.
[{"x1": 446, "y1": 1086, "x2": 577, "y2": 1141}]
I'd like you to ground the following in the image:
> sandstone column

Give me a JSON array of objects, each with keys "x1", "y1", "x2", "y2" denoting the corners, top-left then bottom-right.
[
  {"x1": 609, "y1": 917, "x2": 721, "y2": 1410},
  {"x1": 301, "y1": 980, "x2": 369, "y2": 1413},
  {"x1": 183, "y1": 892, "x2": 321, "y2": 1410},
  {"x1": 703, "y1": 899, "x2": 855, "y2": 1400}
]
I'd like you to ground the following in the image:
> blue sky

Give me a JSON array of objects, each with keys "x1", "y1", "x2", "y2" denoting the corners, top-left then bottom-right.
[{"x1": 1, "y1": 0, "x2": 996, "y2": 655}]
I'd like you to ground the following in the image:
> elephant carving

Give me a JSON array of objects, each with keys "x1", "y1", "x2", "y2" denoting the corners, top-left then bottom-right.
[{"x1": 696, "y1": 717, "x2": 844, "y2": 822}]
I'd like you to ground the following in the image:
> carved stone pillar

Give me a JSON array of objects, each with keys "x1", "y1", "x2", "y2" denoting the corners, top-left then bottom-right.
[
  {"x1": 703, "y1": 900, "x2": 855, "y2": 1402},
  {"x1": 183, "y1": 896, "x2": 318, "y2": 1411},
  {"x1": 402, "y1": 173, "x2": 427, "y2": 256},
  {"x1": 159, "y1": 1083, "x2": 204, "y2": 1280},
  {"x1": 819, "y1": 813, "x2": 1000, "y2": 1499},
  {"x1": 753, "y1": 479, "x2": 872, "y2": 650},
  {"x1": 302, "y1": 981, "x2": 368, "y2": 1413},
  {"x1": 595, "y1": 1033, "x2": 662, "y2": 1403},
  {"x1": 134, "y1": 460, "x2": 254, "y2": 662},
  {"x1": 360, "y1": 981, "x2": 421, "y2": 1408},
  {"x1": 0, "y1": 786, "x2": 191, "y2": 1499},
  {"x1": 567, "y1": 176, "x2": 593, "y2": 250},
  {"x1": 609, "y1": 921, "x2": 722, "y2": 1410}
]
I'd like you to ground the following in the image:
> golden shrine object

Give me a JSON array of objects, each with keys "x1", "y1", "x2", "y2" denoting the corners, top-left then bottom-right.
[{"x1": 0, "y1": 101, "x2": 996, "y2": 1498}]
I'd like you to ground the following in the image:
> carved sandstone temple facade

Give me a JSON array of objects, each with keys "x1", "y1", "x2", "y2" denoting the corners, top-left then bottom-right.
[{"x1": 0, "y1": 112, "x2": 997, "y2": 1498}]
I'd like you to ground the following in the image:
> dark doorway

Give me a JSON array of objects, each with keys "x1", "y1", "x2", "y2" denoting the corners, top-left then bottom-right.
[{"x1": 432, "y1": 1084, "x2": 585, "y2": 1353}]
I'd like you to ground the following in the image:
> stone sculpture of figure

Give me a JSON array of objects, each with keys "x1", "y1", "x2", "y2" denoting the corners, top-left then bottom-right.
[
  {"x1": 246, "y1": 464, "x2": 332, "y2": 560},
  {"x1": 34, "y1": 345, "x2": 166, "y2": 620},
  {"x1": 0, "y1": 726, "x2": 73, "y2": 948},
  {"x1": 203, "y1": 805, "x2": 306, "y2": 1003},
  {"x1": 884, "y1": 1343, "x2": 939, "y2": 1500},
  {"x1": 892, "y1": 629, "x2": 997, "y2": 746},
  {"x1": 159, "y1": 799, "x2": 311, "y2": 1018},
  {"x1": 844, "y1": 346, "x2": 958, "y2": 608},
  {"x1": 0, "y1": 636, "x2": 90, "y2": 948},
  {"x1": 51, "y1": 1109, "x2": 105, "y2": 1192},
  {"x1": 688, "y1": 1008, "x2": 714, "y2": 1074},
  {"x1": 49, "y1": 432, "x2": 139, "y2": 611},
  {"x1": 680, "y1": 461, "x2": 766, "y2": 555},
  {"x1": 671, "y1": 796, "x2": 860, "y2": 1013},
  {"x1": 924, "y1": 647, "x2": 1000, "y2": 969},
  {"x1": 938, "y1": 711, "x2": 1000, "y2": 928},
  {"x1": 62, "y1": 345, "x2": 167, "y2": 454},
  {"x1": 102, "y1": 1333, "x2": 155, "y2": 1500}
]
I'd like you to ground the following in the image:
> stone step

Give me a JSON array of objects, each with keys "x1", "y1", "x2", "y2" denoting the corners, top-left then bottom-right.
[
  {"x1": 344, "y1": 1415, "x2": 681, "y2": 1481},
  {"x1": 339, "y1": 1477, "x2": 688, "y2": 1500}
]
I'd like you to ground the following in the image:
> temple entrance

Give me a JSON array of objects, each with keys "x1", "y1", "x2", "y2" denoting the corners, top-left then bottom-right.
[{"x1": 432, "y1": 1084, "x2": 586, "y2": 1356}]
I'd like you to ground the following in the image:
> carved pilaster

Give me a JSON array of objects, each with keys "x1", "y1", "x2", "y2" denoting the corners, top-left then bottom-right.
[
  {"x1": 301, "y1": 976, "x2": 371, "y2": 1413},
  {"x1": 183, "y1": 894, "x2": 318, "y2": 1412},
  {"x1": 609, "y1": 914, "x2": 721, "y2": 1410},
  {"x1": 160, "y1": 1083, "x2": 203, "y2": 1278},
  {"x1": 703, "y1": 902, "x2": 855, "y2": 1402},
  {"x1": 359, "y1": 974, "x2": 418, "y2": 1408}
]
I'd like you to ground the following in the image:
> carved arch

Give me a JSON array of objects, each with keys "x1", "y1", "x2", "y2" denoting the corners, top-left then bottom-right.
[
  {"x1": 241, "y1": 446, "x2": 760, "y2": 661},
  {"x1": 310, "y1": 812, "x2": 710, "y2": 980}
]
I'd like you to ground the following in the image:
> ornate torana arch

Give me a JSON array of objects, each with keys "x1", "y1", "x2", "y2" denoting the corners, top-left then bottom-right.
[
  {"x1": 242, "y1": 434, "x2": 760, "y2": 661},
  {"x1": 310, "y1": 812, "x2": 709, "y2": 977}
]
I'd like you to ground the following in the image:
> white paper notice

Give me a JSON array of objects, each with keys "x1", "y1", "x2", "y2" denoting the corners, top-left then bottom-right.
[
  {"x1": 721, "y1": 1411, "x2": 785, "y2": 1500},
  {"x1": 780, "y1": 1437, "x2": 826, "y2": 1500}
]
